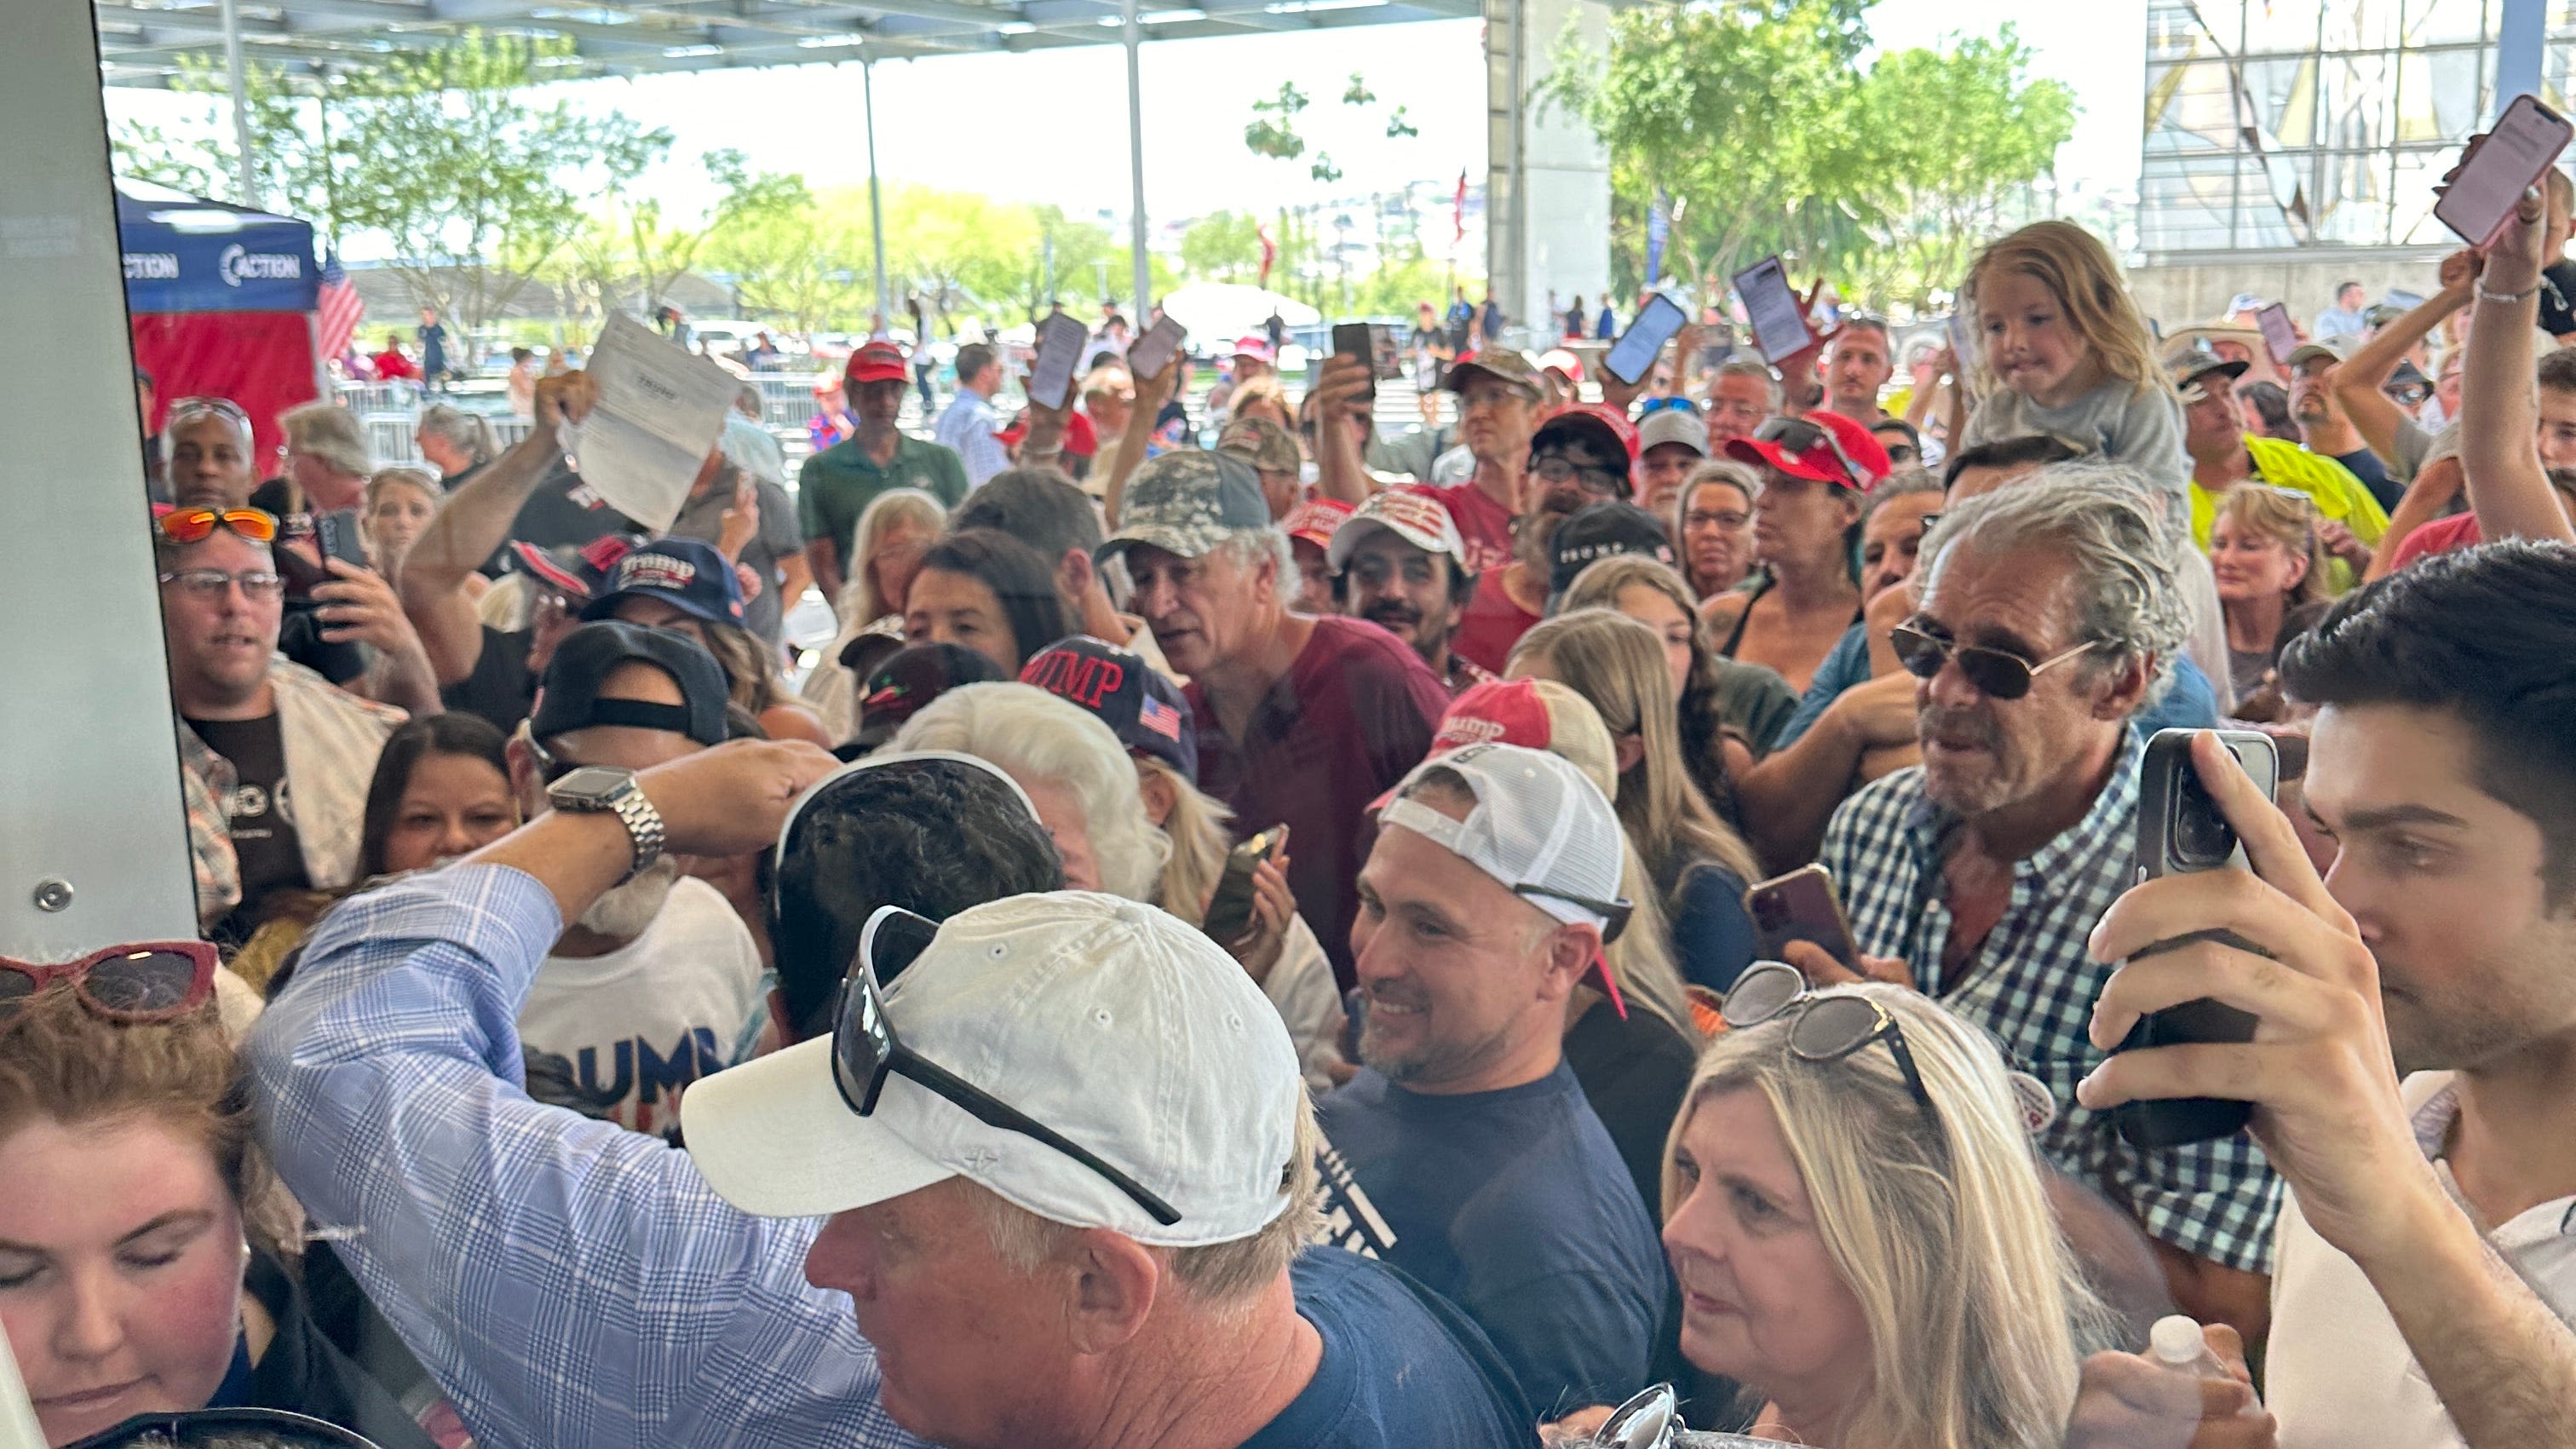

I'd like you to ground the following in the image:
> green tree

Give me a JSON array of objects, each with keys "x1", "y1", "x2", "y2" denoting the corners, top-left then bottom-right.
[
  {"x1": 1180, "y1": 210, "x2": 1264, "y2": 282},
  {"x1": 703, "y1": 185, "x2": 874, "y2": 336},
  {"x1": 1244, "y1": 83, "x2": 1310, "y2": 163},
  {"x1": 1544, "y1": 3, "x2": 2073, "y2": 308}
]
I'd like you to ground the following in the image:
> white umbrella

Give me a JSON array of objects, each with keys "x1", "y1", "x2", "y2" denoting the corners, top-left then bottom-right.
[{"x1": 1158, "y1": 284, "x2": 1321, "y2": 348}]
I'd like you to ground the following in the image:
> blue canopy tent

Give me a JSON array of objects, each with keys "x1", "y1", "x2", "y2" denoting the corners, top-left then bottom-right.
[{"x1": 117, "y1": 180, "x2": 323, "y2": 465}]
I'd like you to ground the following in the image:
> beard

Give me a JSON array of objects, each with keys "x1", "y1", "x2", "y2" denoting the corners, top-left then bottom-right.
[
  {"x1": 1916, "y1": 703, "x2": 2015, "y2": 814},
  {"x1": 577, "y1": 854, "x2": 681, "y2": 940}
]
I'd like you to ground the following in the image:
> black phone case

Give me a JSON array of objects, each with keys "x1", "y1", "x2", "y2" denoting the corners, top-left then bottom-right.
[{"x1": 2113, "y1": 731, "x2": 2269, "y2": 1151}]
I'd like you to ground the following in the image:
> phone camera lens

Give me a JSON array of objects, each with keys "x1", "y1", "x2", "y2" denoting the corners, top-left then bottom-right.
[{"x1": 2172, "y1": 785, "x2": 2234, "y2": 867}]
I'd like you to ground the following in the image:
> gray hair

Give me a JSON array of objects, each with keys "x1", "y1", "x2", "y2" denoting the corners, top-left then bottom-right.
[
  {"x1": 417, "y1": 404, "x2": 497, "y2": 465},
  {"x1": 1862, "y1": 466, "x2": 1945, "y2": 525},
  {"x1": 1711, "y1": 359, "x2": 1782, "y2": 408},
  {"x1": 1918, "y1": 463, "x2": 2189, "y2": 708},
  {"x1": 1213, "y1": 526, "x2": 1296, "y2": 585}
]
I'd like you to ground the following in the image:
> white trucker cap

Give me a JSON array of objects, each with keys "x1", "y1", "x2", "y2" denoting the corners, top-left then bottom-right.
[
  {"x1": 683, "y1": 890, "x2": 1303, "y2": 1247},
  {"x1": 1378, "y1": 740, "x2": 1627, "y2": 934}
]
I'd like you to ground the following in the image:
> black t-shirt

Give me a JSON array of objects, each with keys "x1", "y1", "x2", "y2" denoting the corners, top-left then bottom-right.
[
  {"x1": 1561, "y1": 997, "x2": 1700, "y2": 1221},
  {"x1": 188, "y1": 712, "x2": 310, "y2": 934},
  {"x1": 480, "y1": 458, "x2": 641, "y2": 577},
  {"x1": 2541, "y1": 260, "x2": 2576, "y2": 340},
  {"x1": 248, "y1": 476, "x2": 294, "y2": 517},
  {"x1": 2332, "y1": 446, "x2": 2401, "y2": 514},
  {"x1": 440, "y1": 624, "x2": 539, "y2": 733}
]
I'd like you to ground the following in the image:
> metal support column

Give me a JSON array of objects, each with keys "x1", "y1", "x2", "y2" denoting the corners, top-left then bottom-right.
[
  {"x1": 1123, "y1": 0, "x2": 1152, "y2": 317},
  {"x1": 862, "y1": 53, "x2": 891, "y2": 333},
  {"x1": 220, "y1": 0, "x2": 259, "y2": 205}
]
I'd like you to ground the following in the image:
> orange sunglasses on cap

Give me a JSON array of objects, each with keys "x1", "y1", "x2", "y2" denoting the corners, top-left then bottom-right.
[{"x1": 157, "y1": 507, "x2": 279, "y2": 544}]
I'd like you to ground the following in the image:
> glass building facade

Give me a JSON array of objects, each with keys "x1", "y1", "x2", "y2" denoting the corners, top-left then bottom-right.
[{"x1": 2141, "y1": 0, "x2": 2569, "y2": 256}]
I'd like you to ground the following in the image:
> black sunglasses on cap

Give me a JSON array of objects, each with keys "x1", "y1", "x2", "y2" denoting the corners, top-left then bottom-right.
[
  {"x1": 1752, "y1": 414, "x2": 1868, "y2": 489},
  {"x1": 833, "y1": 906, "x2": 1182, "y2": 1226},
  {"x1": 1719, "y1": 960, "x2": 1940, "y2": 1124},
  {"x1": 1888, "y1": 618, "x2": 2102, "y2": 701}
]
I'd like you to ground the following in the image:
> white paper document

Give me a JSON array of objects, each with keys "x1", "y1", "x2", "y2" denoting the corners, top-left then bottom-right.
[
  {"x1": 563, "y1": 311, "x2": 742, "y2": 532},
  {"x1": 1734, "y1": 256, "x2": 1814, "y2": 365}
]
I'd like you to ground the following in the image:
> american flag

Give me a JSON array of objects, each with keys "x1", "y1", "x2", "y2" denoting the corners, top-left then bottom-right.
[
  {"x1": 1137, "y1": 693, "x2": 1184, "y2": 741},
  {"x1": 315, "y1": 252, "x2": 365, "y2": 362}
]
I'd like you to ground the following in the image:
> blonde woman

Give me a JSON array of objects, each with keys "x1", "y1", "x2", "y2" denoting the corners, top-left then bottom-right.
[
  {"x1": 803, "y1": 487, "x2": 948, "y2": 742},
  {"x1": 1509, "y1": 608, "x2": 1764, "y2": 995},
  {"x1": 1560, "y1": 553, "x2": 1798, "y2": 802},
  {"x1": 1018, "y1": 637, "x2": 1348, "y2": 1092},
  {"x1": 1654, "y1": 976, "x2": 2227, "y2": 1449},
  {"x1": 2208, "y1": 486, "x2": 2332, "y2": 709},
  {"x1": 359, "y1": 467, "x2": 449, "y2": 578}
]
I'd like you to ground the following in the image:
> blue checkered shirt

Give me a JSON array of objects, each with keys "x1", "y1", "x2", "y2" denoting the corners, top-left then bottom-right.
[
  {"x1": 245, "y1": 865, "x2": 927, "y2": 1449},
  {"x1": 1817, "y1": 731, "x2": 2282, "y2": 1274}
]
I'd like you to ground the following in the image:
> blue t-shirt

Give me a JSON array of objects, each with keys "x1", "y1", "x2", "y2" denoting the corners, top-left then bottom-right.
[
  {"x1": 1670, "y1": 859, "x2": 1759, "y2": 994},
  {"x1": 1773, "y1": 624, "x2": 2222, "y2": 748},
  {"x1": 1243, "y1": 1248, "x2": 1540, "y2": 1449},
  {"x1": 1313, "y1": 1060, "x2": 1667, "y2": 1417}
]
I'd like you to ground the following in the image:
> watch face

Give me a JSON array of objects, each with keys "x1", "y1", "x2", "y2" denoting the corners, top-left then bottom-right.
[{"x1": 549, "y1": 765, "x2": 635, "y2": 807}]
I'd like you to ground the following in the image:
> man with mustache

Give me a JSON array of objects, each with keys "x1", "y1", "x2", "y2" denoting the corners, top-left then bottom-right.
[
  {"x1": 1450, "y1": 405, "x2": 1640, "y2": 676},
  {"x1": 502, "y1": 620, "x2": 765, "y2": 1136},
  {"x1": 1807, "y1": 470, "x2": 2282, "y2": 1344},
  {"x1": 1328, "y1": 489, "x2": 1491, "y2": 696}
]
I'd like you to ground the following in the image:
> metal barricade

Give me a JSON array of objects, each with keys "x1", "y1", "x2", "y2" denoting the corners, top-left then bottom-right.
[
  {"x1": 746, "y1": 371, "x2": 826, "y2": 431},
  {"x1": 361, "y1": 415, "x2": 421, "y2": 466},
  {"x1": 337, "y1": 380, "x2": 419, "y2": 416}
]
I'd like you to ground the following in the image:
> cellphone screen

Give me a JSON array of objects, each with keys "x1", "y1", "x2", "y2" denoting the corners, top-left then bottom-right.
[
  {"x1": 1028, "y1": 313, "x2": 1090, "y2": 410},
  {"x1": 1734, "y1": 256, "x2": 1814, "y2": 365},
  {"x1": 1127, "y1": 316, "x2": 1187, "y2": 381},
  {"x1": 2256, "y1": 303, "x2": 2298, "y2": 365},
  {"x1": 2436, "y1": 94, "x2": 2576, "y2": 245},
  {"x1": 1602, "y1": 293, "x2": 1688, "y2": 386}
]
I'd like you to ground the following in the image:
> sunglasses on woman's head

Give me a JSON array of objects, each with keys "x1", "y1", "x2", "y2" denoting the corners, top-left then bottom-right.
[
  {"x1": 1888, "y1": 618, "x2": 2101, "y2": 701},
  {"x1": 0, "y1": 941, "x2": 218, "y2": 1022},
  {"x1": 1719, "y1": 960, "x2": 1940, "y2": 1124},
  {"x1": 1752, "y1": 415, "x2": 1868, "y2": 489},
  {"x1": 157, "y1": 507, "x2": 279, "y2": 544}
]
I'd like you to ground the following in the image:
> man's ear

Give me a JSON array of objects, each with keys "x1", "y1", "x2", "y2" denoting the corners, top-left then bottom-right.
[
  {"x1": 1063, "y1": 1228, "x2": 1162, "y2": 1355},
  {"x1": 1060, "y1": 548, "x2": 1096, "y2": 606},
  {"x1": 505, "y1": 734, "x2": 545, "y2": 815},
  {"x1": 1538, "y1": 922, "x2": 1601, "y2": 1003},
  {"x1": 2093, "y1": 651, "x2": 2155, "y2": 723}
]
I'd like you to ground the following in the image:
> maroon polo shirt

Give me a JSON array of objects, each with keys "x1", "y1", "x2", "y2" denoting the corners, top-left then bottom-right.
[{"x1": 1187, "y1": 615, "x2": 1448, "y2": 988}]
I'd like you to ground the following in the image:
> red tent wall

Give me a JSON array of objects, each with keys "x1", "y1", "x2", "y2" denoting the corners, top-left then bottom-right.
[{"x1": 132, "y1": 311, "x2": 319, "y2": 469}]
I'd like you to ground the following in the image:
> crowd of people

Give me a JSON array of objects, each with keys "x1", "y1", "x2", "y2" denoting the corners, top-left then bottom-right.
[{"x1": 12, "y1": 136, "x2": 2576, "y2": 1449}]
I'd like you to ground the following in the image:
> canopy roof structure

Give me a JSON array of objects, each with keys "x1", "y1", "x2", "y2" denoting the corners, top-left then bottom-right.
[{"x1": 94, "y1": 0, "x2": 1480, "y2": 84}]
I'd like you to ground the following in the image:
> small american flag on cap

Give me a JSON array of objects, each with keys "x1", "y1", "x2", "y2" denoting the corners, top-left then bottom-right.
[{"x1": 1137, "y1": 693, "x2": 1184, "y2": 741}]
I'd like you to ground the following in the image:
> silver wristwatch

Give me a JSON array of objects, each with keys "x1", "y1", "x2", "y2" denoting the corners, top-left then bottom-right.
[{"x1": 546, "y1": 767, "x2": 667, "y2": 882}]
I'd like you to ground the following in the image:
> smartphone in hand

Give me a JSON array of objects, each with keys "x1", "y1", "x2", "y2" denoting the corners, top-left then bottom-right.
[
  {"x1": 1204, "y1": 825, "x2": 1289, "y2": 945},
  {"x1": 1745, "y1": 865, "x2": 1860, "y2": 973},
  {"x1": 1127, "y1": 315, "x2": 1187, "y2": 382},
  {"x1": 1331, "y1": 323, "x2": 1379, "y2": 403},
  {"x1": 2113, "y1": 728, "x2": 2281, "y2": 1151},
  {"x1": 1028, "y1": 313, "x2": 1090, "y2": 410},
  {"x1": 2255, "y1": 302, "x2": 2298, "y2": 367},
  {"x1": 2435, "y1": 93, "x2": 2575, "y2": 246},
  {"x1": 313, "y1": 509, "x2": 370, "y2": 570},
  {"x1": 1603, "y1": 293, "x2": 1688, "y2": 387}
]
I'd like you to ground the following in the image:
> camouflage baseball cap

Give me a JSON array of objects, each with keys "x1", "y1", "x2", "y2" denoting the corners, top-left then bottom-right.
[
  {"x1": 1216, "y1": 415, "x2": 1303, "y2": 474},
  {"x1": 1095, "y1": 449, "x2": 1274, "y2": 563}
]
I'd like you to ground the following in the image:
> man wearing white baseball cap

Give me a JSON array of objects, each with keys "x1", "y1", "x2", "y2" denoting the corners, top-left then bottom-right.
[
  {"x1": 1329, "y1": 488, "x2": 1492, "y2": 696},
  {"x1": 685, "y1": 890, "x2": 1540, "y2": 1449},
  {"x1": 1317, "y1": 741, "x2": 1668, "y2": 1416}
]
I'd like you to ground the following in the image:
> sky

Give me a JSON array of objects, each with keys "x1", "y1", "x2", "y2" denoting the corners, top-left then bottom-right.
[{"x1": 104, "y1": 0, "x2": 2151, "y2": 230}]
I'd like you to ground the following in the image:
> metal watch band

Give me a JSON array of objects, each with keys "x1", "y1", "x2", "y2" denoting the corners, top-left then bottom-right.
[{"x1": 607, "y1": 783, "x2": 667, "y2": 882}]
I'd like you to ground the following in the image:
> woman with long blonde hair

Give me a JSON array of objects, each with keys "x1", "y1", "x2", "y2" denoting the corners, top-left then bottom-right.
[
  {"x1": 1509, "y1": 608, "x2": 1763, "y2": 993},
  {"x1": 1661, "y1": 978, "x2": 2125, "y2": 1448},
  {"x1": 803, "y1": 487, "x2": 949, "y2": 742}
]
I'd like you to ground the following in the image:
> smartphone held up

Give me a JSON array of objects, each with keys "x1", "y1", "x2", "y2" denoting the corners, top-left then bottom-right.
[{"x1": 2110, "y1": 728, "x2": 2281, "y2": 1152}]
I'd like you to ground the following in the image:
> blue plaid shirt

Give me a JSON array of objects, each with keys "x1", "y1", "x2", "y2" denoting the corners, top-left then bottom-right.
[
  {"x1": 1817, "y1": 731, "x2": 2282, "y2": 1274},
  {"x1": 245, "y1": 865, "x2": 927, "y2": 1449}
]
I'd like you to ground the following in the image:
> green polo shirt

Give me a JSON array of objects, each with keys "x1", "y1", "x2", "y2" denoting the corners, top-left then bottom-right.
[{"x1": 796, "y1": 434, "x2": 969, "y2": 556}]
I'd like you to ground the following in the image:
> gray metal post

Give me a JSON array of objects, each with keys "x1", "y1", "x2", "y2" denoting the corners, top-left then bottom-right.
[
  {"x1": 1123, "y1": 0, "x2": 1151, "y2": 318},
  {"x1": 2498, "y1": 0, "x2": 2544, "y2": 112},
  {"x1": 2, "y1": 1, "x2": 200, "y2": 950},
  {"x1": 220, "y1": 0, "x2": 259, "y2": 205},
  {"x1": 862, "y1": 53, "x2": 890, "y2": 331}
]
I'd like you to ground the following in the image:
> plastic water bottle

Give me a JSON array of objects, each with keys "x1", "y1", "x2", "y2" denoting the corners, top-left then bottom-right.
[{"x1": 2148, "y1": 1314, "x2": 2263, "y2": 1417}]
